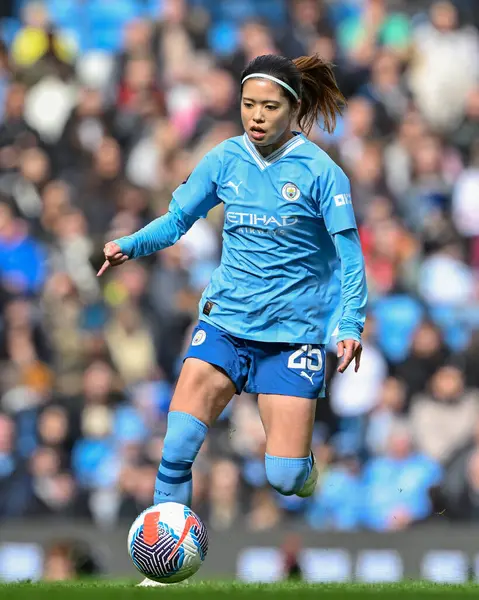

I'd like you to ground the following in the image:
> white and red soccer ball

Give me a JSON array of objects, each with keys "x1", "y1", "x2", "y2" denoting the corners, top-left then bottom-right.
[{"x1": 127, "y1": 502, "x2": 208, "y2": 583}]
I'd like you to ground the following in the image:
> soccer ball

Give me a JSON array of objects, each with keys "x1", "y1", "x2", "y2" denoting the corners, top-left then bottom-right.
[{"x1": 127, "y1": 502, "x2": 208, "y2": 583}]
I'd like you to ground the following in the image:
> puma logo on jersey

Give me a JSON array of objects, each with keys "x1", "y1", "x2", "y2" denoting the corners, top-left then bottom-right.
[
  {"x1": 226, "y1": 180, "x2": 242, "y2": 195},
  {"x1": 300, "y1": 371, "x2": 315, "y2": 385}
]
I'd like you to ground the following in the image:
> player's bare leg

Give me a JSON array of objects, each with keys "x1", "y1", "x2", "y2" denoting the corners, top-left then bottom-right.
[
  {"x1": 258, "y1": 394, "x2": 318, "y2": 497},
  {"x1": 169, "y1": 357, "x2": 236, "y2": 425}
]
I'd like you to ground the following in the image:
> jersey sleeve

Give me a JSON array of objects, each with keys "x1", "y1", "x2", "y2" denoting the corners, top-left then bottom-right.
[
  {"x1": 172, "y1": 145, "x2": 223, "y2": 218},
  {"x1": 316, "y1": 162, "x2": 357, "y2": 235},
  {"x1": 333, "y1": 228, "x2": 367, "y2": 342},
  {"x1": 114, "y1": 199, "x2": 198, "y2": 259},
  {"x1": 113, "y1": 145, "x2": 224, "y2": 259}
]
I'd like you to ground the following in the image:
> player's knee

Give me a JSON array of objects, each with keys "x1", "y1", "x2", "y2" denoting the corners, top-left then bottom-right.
[
  {"x1": 162, "y1": 411, "x2": 208, "y2": 462},
  {"x1": 264, "y1": 454, "x2": 310, "y2": 496}
]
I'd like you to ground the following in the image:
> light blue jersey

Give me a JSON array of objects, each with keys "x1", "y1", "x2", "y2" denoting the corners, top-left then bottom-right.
[
  {"x1": 116, "y1": 132, "x2": 366, "y2": 345},
  {"x1": 174, "y1": 133, "x2": 357, "y2": 344}
]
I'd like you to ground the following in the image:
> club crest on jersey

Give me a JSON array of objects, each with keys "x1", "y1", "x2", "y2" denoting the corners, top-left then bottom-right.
[
  {"x1": 192, "y1": 330, "x2": 206, "y2": 346},
  {"x1": 282, "y1": 182, "x2": 300, "y2": 202}
]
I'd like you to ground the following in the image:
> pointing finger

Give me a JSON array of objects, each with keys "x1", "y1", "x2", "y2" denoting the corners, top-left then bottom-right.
[{"x1": 97, "y1": 260, "x2": 110, "y2": 277}]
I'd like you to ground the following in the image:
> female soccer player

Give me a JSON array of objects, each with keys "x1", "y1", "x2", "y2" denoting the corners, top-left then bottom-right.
[{"x1": 98, "y1": 53, "x2": 367, "y2": 528}]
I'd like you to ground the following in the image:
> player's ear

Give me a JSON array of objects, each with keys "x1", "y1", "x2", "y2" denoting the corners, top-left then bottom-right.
[{"x1": 289, "y1": 100, "x2": 301, "y2": 125}]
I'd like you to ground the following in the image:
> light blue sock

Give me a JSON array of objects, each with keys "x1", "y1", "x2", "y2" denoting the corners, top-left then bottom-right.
[
  {"x1": 154, "y1": 411, "x2": 208, "y2": 506},
  {"x1": 265, "y1": 453, "x2": 313, "y2": 496}
]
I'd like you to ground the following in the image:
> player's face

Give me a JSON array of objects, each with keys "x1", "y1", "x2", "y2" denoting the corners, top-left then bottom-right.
[{"x1": 241, "y1": 79, "x2": 298, "y2": 148}]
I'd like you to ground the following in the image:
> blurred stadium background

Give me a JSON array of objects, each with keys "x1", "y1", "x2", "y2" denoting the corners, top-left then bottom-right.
[{"x1": 0, "y1": 0, "x2": 479, "y2": 584}]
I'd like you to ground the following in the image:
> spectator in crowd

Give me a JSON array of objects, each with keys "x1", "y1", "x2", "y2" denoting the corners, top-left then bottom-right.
[
  {"x1": 393, "y1": 320, "x2": 450, "y2": 408},
  {"x1": 361, "y1": 422, "x2": 442, "y2": 531},
  {"x1": 452, "y1": 139, "x2": 479, "y2": 266},
  {"x1": 451, "y1": 88, "x2": 479, "y2": 164},
  {"x1": 278, "y1": 0, "x2": 334, "y2": 59},
  {"x1": 0, "y1": 81, "x2": 39, "y2": 150},
  {"x1": 358, "y1": 49, "x2": 410, "y2": 136},
  {"x1": 104, "y1": 302, "x2": 158, "y2": 384},
  {"x1": 0, "y1": 41, "x2": 11, "y2": 124},
  {"x1": 438, "y1": 418, "x2": 479, "y2": 520},
  {"x1": 208, "y1": 458, "x2": 241, "y2": 531},
  {"x1": 462, "y1": 330, "x2": 479, "y2": 390},
  {"x1": 0, "y1": 199, "x2": 47, "y2": 295},
  {"x1": 366, "y1": 376, "x2": 407, "y2": 456},
  {"x1": 448, "y1": 449, "x2": 479, "y2": 520},
  {"x1": 337, "y1": 0, "x2": 410, "y2": 67},
  {"x1": 0, "y1": 413, "x2": 31, "y2": 517},
  {"x1": 408, "y1": 0, "x2": 479, "y2": 133},
  {"x1": 223, "y1": 20, "x2": 279, "y2": 81},
  {"x1": 306, "y1": 451, "x2": 362, "y2": 531},
  {"x1": 10, "y1": 1, "x2": 75, "y2": 74},
  {"x1": 410, "y1": 365, "x2": 479, "y2": 464},
  {"x1": 117, "y1": 462, "x2": 157, "y2": 520}
]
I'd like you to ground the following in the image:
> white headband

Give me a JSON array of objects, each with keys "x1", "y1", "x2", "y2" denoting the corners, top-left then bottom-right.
[{"x1": 241, "y1": 73, "x2": 300, "y2": 101}]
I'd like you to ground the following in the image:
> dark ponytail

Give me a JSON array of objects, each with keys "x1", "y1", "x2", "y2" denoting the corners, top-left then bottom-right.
[
  {"x1": 241, "y1": 54, "x2": 345, "y2": 136},
  {"x1": 293, "y1": 55, "x2": 345, "y2": 135}
]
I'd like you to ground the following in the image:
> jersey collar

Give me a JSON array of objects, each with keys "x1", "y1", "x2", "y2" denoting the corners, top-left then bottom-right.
[{"x1": 242, "y1": 132, "x2": 305, "y2": 171}]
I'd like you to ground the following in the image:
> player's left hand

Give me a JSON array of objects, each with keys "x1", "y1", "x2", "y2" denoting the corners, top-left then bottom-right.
[{"x1": 337, "y1": 339, "x2": 362, "y2": 373}]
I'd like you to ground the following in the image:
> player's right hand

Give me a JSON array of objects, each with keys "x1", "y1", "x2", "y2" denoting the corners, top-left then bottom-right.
[{"x1": 97, "y1": 241, "x2": 129, "y2": 277}]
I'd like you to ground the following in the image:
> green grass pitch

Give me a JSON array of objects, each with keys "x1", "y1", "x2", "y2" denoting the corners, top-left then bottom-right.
[{"x1": 1, "y1": 581, "x2": 479, "y2": 599}]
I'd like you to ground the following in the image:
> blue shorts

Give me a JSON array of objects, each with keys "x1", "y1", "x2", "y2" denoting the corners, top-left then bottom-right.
[{"x1": 184, "y1": 321, "x2": 326, "y2": 399}]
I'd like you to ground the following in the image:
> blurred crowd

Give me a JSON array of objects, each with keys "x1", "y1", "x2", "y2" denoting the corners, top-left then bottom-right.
[{"x1": 0, "y1": 0, "x2": 479, "y2": 534}]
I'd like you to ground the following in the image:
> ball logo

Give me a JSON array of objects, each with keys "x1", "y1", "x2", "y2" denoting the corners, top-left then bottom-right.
[
  {"x1": 167, "y1": 514, "x2": 201, "y2": 561},
  {"x1": 282, "y1": 182, "x2": 300, "y2": 202},
  {"x1": 192, "y1": 330, "x2": 206, "y2": 346}
]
